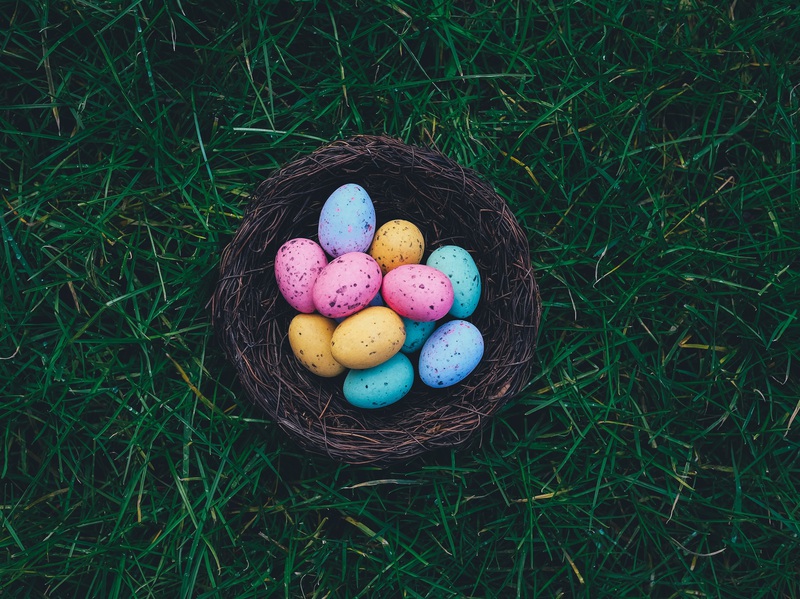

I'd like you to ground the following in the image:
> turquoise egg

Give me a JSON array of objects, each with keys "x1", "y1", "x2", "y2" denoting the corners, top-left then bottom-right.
[
  {"x1": 400, "y1": 317, "x2": 436, "y2": 354},
  {"x1": 426, "y1": 245, "x2": 481, "y2": 318},
  {"x1": 419, "y1": 320, "x2": 484, "y2": 388},
  {"x1": 343, "y1": 353, "x2": 414, "y2": 409}
]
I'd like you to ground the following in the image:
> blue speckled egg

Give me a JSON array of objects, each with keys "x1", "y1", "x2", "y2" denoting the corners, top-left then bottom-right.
[
  {"x1": 426, "y1": 245, "x2": 481, "y2": 318},
  {"x1": 400, "y1": 317, "x2": 436, "y2": 354},
  {"x1": 318, "y1": 184, "x2": 376, "y2": 257},
  {"x1": 344, "y1": 353, "x2": 415, "y2": 409},
  {"x1": 418, "y1": 320, "x2": 484, "y2": 388},
  {"x1": 368, "y1": 290, "x2": 385, "y2": 307}
]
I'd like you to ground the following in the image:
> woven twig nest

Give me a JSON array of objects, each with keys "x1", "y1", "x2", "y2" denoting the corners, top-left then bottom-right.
[{"x1": 212, "y1": 135, "x2": 541, "y2": 465}]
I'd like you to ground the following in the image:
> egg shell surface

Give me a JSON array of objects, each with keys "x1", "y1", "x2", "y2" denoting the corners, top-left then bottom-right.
[
  {"x1": 368, "y1": 219, "x2": 425, "y2": 274},
  {"x1": 318, "y1": 183, "x2": 376, "y2": 257},
  {"x1": 400, "y1": 317, "x2": 437, "y2": 354},
  {"x1": 330, "y1": 307, "x2": 406, "y2": 369},
  {"x1": 274, "y1": 238, "x2": 328, "y2": 313},
  {"x1": 312, "y1": 252, "x2": 382, "y2": 319},
  {"x1": 288, "y1": 314, "x2": 346, "y2": 377},
  {"x1": 334, "y1": 291, "x2": 384, "y2": 323},
  {"x1": 418, "y1": 320, "x2": 484, "y2": 388},
  {"x1": 426, "y1": 245, "x2": 482, "y2": 318},
  {"x1": 381, "y1": 264, "x2": 454, "y2": 322},
  {"x1": 343, "y1": 353, "x2": 414, "y2": 409}
]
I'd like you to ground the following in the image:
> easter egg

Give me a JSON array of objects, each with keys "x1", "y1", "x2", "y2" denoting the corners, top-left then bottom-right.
[
  {"x1": 343, "y1": 353, "x2": 415, "y2": 409},
  {"x1": 274, "y1": 238, "x2": 328, "y2": 313},
  {"x1": 368, "y1": 290, "x2": 385, "y2": 307},
  {"x1": 330, "y1": 307, "x2": 406, "y2": 369},
  {"x1": 368, "y1": 219, "x2": 425, "y2": 274},
  {"x1": 318, "y1": 183, "x2": 376, "y2": 258},
  {"x1": 426, "y1": 245, "x2": 482, "y2": 318},
  {"x1": 334, "y1": 291, "x2": 384, "y2": 324},
  {"x1": 400, "y1": 317, "x2": 436, "y2": 354},
  {"x1": 312, "y1": 252, "x2": 382, "y2": 319},
  {"x1": 381, "y1": 264, "x2": 454, "y2": 322},
  {"x1": 287, "y1": 314, "x2": 346, "y2": 377},
  {"x1": 418, "y1": 320, "x2": 484, "y2": 388}
]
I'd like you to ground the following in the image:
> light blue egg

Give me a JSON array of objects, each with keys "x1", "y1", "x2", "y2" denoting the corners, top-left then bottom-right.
[
  {"x1": 318, "y1": 183, "x2": 376, "y2": 257},
  {"x1": 418, "y1": 320, "x2": 484, "y2": 388},
  {"x1": 344, "y1": 353, "x2": 415, "y2": 409},
  {"x1": 426, "y1": 245, "x2": 481, "y2": 318},
  {"x1": 368, "y1": 290, "x2": 385, "y2": 307},
  {"x1": 400, "y1": 317, "x2": 436, "y2": 353}
]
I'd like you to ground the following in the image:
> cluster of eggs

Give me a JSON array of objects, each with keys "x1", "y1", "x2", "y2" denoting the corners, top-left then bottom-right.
[{"x1": 274, "y1": 183, "x2": 484, "y2": 409}]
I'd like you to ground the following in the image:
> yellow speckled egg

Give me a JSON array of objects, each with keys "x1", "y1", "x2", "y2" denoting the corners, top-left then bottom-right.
[
  {"x1": 288, "y1": 314, "x2": 346, "y2": 377},
  {"x1": 368, "y1": 219, "x2": 425, "y2": 275},
  {"x1": 330, "y1": 306, "x2": 406, "y2": 369}
]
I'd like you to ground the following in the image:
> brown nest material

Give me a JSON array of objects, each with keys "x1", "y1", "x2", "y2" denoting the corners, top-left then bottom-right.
[{"x1": 212, "y1": 135, "x2": 541, "y2": 465}]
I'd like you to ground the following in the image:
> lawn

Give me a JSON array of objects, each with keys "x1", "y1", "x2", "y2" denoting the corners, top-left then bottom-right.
[{"x1": 2, "y1": 0, "x2": 800, "y2": 597}]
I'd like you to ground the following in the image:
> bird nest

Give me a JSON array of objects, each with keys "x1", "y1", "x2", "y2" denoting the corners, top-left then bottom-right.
[{"x1": 211, "y1": 135, "x2": 541, "y2": 465}]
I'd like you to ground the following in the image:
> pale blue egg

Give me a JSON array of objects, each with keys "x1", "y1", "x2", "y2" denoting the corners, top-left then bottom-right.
[
  {"x1": 318, "y1": 183, "x2": 376, "y2": 257},
  {"x1": 344, "y1": 353, "x2": 415, "y2": 409},
  {"x1": 368, "y1": 290, "x2": 385, "y2": 307},
  {"x1": 400, "y1": 317, "x2": 436, "y2": 353},
  {"x1": 418, "y1": 320, "x2": 484, "y2": 388},
  {"x1": 426, "y1": 245, "x2": 481, "y2": 318}
]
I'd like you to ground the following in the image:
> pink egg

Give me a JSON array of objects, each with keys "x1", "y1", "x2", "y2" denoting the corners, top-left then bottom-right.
[
  {"x1": 312, "y1": 252, "x2": 382, "y2": 319},
  {"x1": 381, "y1": 264, "x2": 454, "y2": 322},
  {"x1": 274, "y1": 238, "x2": 328, "y2": 313}
]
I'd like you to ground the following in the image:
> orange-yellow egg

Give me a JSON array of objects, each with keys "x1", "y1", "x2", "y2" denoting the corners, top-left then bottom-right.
[
  {"x1": 368, "y1": 219, "x2": 425, "y2": 275},
  {"x1": 330, "y1": 307, "x2": 406, "y2": 369},
  {"x1": 288, "y1": 314, "x2": 346, "y2": 377}
]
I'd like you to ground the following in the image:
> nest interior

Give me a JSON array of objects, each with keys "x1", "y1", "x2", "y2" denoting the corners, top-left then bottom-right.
[{"x1": 212, "y1": 135, "x2": 541, "y2": 465}]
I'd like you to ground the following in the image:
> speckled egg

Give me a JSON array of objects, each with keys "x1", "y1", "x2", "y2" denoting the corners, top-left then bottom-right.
[
  {"x1": 318, "y1": 183, "x2": 376, "y2": 258},
  {"x1": 287, "y1": 314, "x2": 346, "y2": 377},
  {"x1": 426, "y1": 245, "x2": 482, "y2": 318},
  {"x1": 400, "y1": 317, "x2": 437, "y2": 354},
  {"x1": 330, "y1": 306, "x2": 406, "y2": 369},
  {"x1": 334, "y1": 291, "x2": 384, "y2": 324},
  {"x1": 381, "y1": 264, "x2": 454, "y2": 322},
  {"x1": 418, "y1": 320, "x2": 484, "y2": 388},
  {"x1": 343, "y1": 353, "x2": 415, "y2": 409},
  {"x1": 274, "y1": 238, "x2": 328, "y2": 313},
  {"x1": 312, "y1": 252, "x2": 382, "y2": 319},
  {"x1": 368, "y1": 219, "x2": 425, "y2": 274}
]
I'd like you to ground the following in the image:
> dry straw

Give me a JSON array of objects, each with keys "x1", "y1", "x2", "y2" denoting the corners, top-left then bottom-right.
[{"x1": 212, "y1": 135, "x2": 541, "y2": 465}]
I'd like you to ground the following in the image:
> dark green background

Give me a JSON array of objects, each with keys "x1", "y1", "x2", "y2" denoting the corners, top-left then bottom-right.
[{"x1": 2, "y1": 1, "x2": 799, "y2": 596}]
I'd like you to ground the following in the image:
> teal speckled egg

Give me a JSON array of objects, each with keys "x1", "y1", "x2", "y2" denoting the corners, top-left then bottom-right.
[
  {"x1": 343, "y1": 353, "x2": 415, "y2": 409},
  {"x1": 426, "y1": 245, "x2": 481, "y2": 318},
  {"x1": 400, "y1": 317, "x2": 437, "y2": 354}
]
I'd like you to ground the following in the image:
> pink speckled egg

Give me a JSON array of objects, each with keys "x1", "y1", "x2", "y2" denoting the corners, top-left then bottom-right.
[
  {"x1": 274, "y1": 238, "x2": 328, "y2": 313},
  {"x1": 381, "y1": 264, "x2": 454, "y2": 322},
  {"x1": 312, "y1": 252, "x2": 382, "y2": 319}
]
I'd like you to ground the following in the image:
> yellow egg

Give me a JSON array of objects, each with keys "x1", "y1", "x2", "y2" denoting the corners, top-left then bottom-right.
[
  {"x1": 368, "y1": 219, "x2": 425, "y2": 275},
  {"x1": 288, "y1": 314, "x2": 346, "y2": 377},
  {"x1": 330, "y1": 307, "x2": 406, "y2": 369}
]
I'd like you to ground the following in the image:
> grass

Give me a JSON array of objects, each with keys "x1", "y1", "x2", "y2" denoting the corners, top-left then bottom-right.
[{"x1": 2, "y1": 0, "x2": 800, "y2": 596}]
